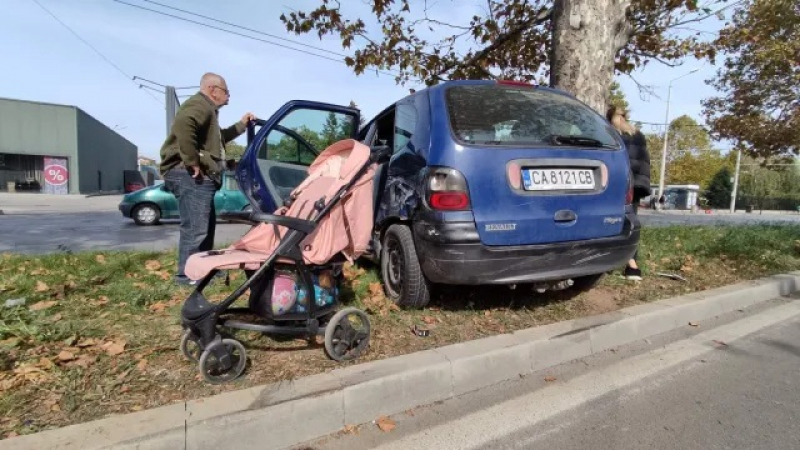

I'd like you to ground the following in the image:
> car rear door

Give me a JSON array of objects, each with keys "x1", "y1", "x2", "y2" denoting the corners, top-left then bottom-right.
[{"x1": 237, "y1": 101, "x2": 361, "y2": 213}]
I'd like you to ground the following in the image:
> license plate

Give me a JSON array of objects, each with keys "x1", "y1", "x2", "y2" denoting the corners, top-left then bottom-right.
[{"x1": 522, "y1": 168, "x2": 595, "y2": 191}]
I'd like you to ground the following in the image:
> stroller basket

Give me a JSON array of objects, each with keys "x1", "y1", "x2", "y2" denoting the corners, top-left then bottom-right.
[{"x1": 177, "y1": 139, "x2": 392, "y2": 384}]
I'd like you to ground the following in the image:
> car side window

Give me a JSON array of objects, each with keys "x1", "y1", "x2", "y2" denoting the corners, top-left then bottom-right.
[
  {"x1": 257, "y1": 129, "x2": 317, "y2": 166},
  {"x1": 394, "y1": 103, "x2": 416, "y2": 154},
  {"x1": 223, "y1": 174, "x2": 238, "y2": 191}
]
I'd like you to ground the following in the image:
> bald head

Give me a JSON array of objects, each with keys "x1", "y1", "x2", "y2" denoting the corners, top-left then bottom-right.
[{"x1": 199, "y1": 72, "x2": 230, "y2": 107}]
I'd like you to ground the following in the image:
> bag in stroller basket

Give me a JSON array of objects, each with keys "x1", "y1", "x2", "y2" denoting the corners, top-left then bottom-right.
[{"x1": 178, "y1": 139, "x2": 392, "y2": 384}]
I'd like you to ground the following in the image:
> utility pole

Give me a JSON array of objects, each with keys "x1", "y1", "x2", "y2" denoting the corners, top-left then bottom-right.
[
  {"x1": 657, "y1": 68, "x2": 699, "y2": 209},
  {"x1": 730, "y1": 147, "x2": 742, "y2": 213},
  {"x1": 165, "y1": 85, "x2": 177, "y2": 136}
]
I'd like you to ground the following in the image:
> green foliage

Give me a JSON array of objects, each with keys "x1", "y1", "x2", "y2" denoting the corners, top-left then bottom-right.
[
  {"x1": 224, "y1": 142, "x2": 246, "y2": 160},
  {"x1": 646, "y1": 115, "x2": 730, "y2": 188},
  {"x1": 279, "y1": 0, "x2": 731, "y2": 85},
  {"x1": 703, "y1": 0, "x2": 800, "y2": 159},
  {"x1": 705, "y1": 166, "x2": 733, "y2": 208},
  {"x1": 608, "y1": 81, "x2": 629, "y2": 113}
]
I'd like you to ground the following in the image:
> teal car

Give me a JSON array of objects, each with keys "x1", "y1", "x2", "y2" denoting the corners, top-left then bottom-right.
[{"x1": 118, "y1": 171, "x2": 251, "y2": 226}]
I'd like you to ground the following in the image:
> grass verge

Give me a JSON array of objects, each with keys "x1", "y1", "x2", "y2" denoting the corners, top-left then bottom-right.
[{"x1": 1, "y1": 224, "x2": 799, "y2": 439}]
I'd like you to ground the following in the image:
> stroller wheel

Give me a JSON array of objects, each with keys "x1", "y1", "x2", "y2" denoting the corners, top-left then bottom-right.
[
  {"x1": 180, "y1": 329, "x2": 202, "y2": 363},
  {"x1": 198, "y1": 338, "x2": 248, "y2": 384},
  {"x1": 324, "y1": 307, "x2": 371, "y2": 362}
]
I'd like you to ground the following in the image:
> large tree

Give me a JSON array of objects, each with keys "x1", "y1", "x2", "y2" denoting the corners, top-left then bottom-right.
[
  {"x1": 702, "y1": 0, "x2": 800, "y2": 159},
  {"x1": 646, "y1": 115, "x2": 730, "y2": 187},
  {"x1": 281, "y1": 0, "x2": 734, "y2": 113}
]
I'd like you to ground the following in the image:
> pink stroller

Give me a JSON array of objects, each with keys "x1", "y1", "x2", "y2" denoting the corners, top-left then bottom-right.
[{"x1": 178, "y1": 139, "x2": 390, "y2": 384}]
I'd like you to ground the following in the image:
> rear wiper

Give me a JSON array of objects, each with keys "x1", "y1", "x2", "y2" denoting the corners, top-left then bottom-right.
[{"x1": 546, "y1": 134, "x2": 618, "y2": 149}]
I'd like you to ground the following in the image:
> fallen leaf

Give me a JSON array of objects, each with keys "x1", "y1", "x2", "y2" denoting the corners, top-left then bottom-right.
[
  {"x1": 95, "y1": 254, "x2": 106, "y2": 264},
  {"x1": 103, "y1": 341, "x2": 126, "y2": 356},
  {"x1": 77, "y1": 338, "x2": 96, "y2": 348},
  {"x1": 368, "y1": 282, "x2": 384, "y2": 298},
  {"x1": 421, "y1": 316, "x2": 436, "y2": 325},
  {"x1": 145, "y1": 260, "x2": 162, "y2": 271},
  {"x1": 100, "y1": 312, "x2": 111, "y2": 319},
  {"x1": 72, "y1": 355, "x2": 96, "y2": 369},
  {"x1": 49, "y1": 313, "x2": 63, "y2": 323},
  {"x1": 37, "y1": 357, "x2": 55, "y2": 370},
  {"x1": 689, "y1": 322, "x2": 699, "y2": 327},
  {"x1": 712, "y1": 339, "x2": 728, "y2": 347},
  {"x1": 131, "y1": 405, "x2": 143, "y2": 411},
  {"x1": 149, "y1": 302, "x2": 167, "y2": 313},
  {"x1": 117, "y1": 368, "x2": 132, "y2": 381},
  {"x1": 484, "y1": 310, "x2": 492, "y2": 317},
  {"x1": 29, "y1": 300, "x2": 57, "y2": 311},
  {"x1": 57, "y1": 350, "x2": 76, "y2": 362},
  {"x1": 120, "y1": 386, "x2": 130, "y2": 393},
  {"x1": 94, "y1": 296, "x2": 109, "y2": 306},
  {"x1": 544, "y1": 376, "x2": 557, "y2": 382},
  {"x1": 51, "y1": 404, "x2": 61, "y2": 412},
  {"x1": 343, "y1": 424, "x2": 358, "y2": 435},
  {"x1": 157, "y1": 271, "x2": 171, "y2": 281},
  {"x1": 376, "y1": 416, "x2": 396, "y2": 432},
  {"x1": 35, "y1": 281, "x2": 49, "y2": 292},
  {"x1": 136, "y1": 359, "x2": 148, "y2": 371},
  {"x1": 134, "y1": 282, "x2": 149, "y2": 290}
]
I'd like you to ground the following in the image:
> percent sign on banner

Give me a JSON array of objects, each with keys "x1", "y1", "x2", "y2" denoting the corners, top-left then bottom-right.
[{"x1": 43, "y1": 157, "x2": 69, "y2": 194}]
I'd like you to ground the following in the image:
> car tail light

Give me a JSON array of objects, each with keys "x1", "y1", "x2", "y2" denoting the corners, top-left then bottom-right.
[{"x1": 427, "y1": 168, "x2": 470, "y2": 211}]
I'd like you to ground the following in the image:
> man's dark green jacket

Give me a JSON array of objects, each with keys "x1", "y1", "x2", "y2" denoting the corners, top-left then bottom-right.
[{"x1": 159, "y1": 92, "x2": 246, "y2": 181}]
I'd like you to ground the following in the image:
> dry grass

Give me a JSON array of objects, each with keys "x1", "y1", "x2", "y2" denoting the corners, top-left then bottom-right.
[{"x1": 1, "y1": 224, "x2": 799, "y2": 439}]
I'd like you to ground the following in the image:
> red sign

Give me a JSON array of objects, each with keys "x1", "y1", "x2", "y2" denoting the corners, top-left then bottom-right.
[{"x1": 44, "y1": 164, "x2": 69, "y2": 186}]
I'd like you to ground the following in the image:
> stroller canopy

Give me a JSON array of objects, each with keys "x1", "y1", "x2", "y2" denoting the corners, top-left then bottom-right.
[{"x1": 185, "y1": 139, "x2": 377, "y2": 280}]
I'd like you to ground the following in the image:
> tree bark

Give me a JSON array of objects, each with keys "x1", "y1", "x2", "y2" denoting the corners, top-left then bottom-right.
[{"x1": 550, "y1": 0, "x2": 632, "y2": 114}]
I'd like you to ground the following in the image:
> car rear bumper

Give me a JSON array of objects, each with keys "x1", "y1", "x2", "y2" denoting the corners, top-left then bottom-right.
[
  {"x1": 413, "y1": 213, "x2": 640, "y2": 285},
  {"x1": 119, "y1": 203, "x2": 133, "y2": 218}
]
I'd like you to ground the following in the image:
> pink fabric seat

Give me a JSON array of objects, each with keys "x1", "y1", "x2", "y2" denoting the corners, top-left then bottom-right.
[{"x1": 185, "y1": 139, "x2": 376, "y2": 281}]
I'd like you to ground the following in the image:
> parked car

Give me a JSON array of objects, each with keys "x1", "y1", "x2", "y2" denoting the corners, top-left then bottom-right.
[
  {"x1": 235, "y1": 80, "x2": 640, "y2": 308},
  {"x1": 118, "y1": 170, "x2": 251, "y2": 225}
]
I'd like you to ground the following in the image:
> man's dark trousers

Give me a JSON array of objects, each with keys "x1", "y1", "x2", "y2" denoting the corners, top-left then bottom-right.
[{"x1": 163, "y1": 168, "x2": 217, "y2": 281}]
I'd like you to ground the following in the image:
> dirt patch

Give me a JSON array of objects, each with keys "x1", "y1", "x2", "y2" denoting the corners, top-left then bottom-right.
[{"x1": 581, "y1": 287, "x2": 621, "y2": 315}]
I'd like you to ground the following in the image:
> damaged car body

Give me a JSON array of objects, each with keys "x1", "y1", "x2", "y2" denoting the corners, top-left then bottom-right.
[{"x1": 235, "y1": 80, "x2": 640, "y2": 309}]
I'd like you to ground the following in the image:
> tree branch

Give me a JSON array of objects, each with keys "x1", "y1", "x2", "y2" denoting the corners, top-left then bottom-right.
[{"x1": 435, "y1": 6, "x2": 553, "y2": 78}]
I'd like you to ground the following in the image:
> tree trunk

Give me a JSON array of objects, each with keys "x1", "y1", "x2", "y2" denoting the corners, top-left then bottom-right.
[{"x1": 550, "y1": 0, "x2": 632, "y2": 114}]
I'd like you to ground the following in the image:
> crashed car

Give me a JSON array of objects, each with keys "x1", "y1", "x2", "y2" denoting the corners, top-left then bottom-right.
[{"x1": 235, "y1": 80, "x2": 640, "y2": 308}]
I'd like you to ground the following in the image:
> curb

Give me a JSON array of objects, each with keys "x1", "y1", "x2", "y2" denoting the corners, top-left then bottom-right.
[{"x1": 5, "y1": 272, "x2": 800, "y2": 450}]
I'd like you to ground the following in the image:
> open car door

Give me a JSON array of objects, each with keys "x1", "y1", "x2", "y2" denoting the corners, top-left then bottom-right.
[{"x1": 236, "y1": 100, "x2": 361, "y2": 213}]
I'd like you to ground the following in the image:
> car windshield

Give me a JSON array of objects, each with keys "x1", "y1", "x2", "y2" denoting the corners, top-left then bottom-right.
[{"x1": 444, "y1": 84, "x2": 621, "y2": 149}]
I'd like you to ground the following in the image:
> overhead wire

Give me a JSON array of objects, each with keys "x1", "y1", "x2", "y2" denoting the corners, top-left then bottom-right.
[
  {"x1": 111, "y1": 0, "x2": 404, "y2": 80},
  {"x1": 30, "y1": 0, "x2": 164, "y2": 106}
]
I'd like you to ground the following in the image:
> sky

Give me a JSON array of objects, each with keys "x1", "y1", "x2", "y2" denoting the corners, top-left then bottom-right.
[{"x1": 0, "y1": 0, "x2": 732, "y2": 160}]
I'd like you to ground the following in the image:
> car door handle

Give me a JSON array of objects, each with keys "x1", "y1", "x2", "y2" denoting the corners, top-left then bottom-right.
[{"x1": 554, "y1": 210, "x2": 577, "y2": 222}]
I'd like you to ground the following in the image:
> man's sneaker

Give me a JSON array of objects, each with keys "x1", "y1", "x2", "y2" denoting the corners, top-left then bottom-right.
[
  {"x1": 174, "y1": 275, "x2": 197, "y2": 286},
  {"x1": 624, "y1": 267, "x2": 643, "y2": 281}
]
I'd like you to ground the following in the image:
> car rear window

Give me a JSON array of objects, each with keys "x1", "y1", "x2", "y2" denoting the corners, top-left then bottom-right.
[{"x1": 445, "y1": 84, "x2": 621, "y2": 148}]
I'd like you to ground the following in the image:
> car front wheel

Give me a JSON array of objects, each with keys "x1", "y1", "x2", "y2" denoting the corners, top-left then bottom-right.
[
  {"x1": 380, "y1": 224, "x2": 431, "y2": 308},
  {"x1": 132, "y1": 204, "x2": 161, "y2": 226}
]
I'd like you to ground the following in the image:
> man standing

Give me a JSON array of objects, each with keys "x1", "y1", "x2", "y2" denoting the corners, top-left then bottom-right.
[{"x1": 159, "y1": 72, "x2": 256, "y2": 285}]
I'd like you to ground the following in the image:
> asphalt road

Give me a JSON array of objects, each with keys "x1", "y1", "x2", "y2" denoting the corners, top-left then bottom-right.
[
  {"x1": 0, "y1": 210, "x2": 798, "y2": 255},
  {"x1": 299, "y1": 297, "x2": 800, "y2": 450}
]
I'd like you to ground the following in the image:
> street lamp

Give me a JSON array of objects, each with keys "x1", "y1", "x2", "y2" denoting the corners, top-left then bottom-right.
[{"x1": 657, "y1": 68, "x2": 700, "y2": 208}]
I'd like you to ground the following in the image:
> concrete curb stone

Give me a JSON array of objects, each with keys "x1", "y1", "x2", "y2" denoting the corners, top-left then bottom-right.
[{"x1": 5, "y1": 271, "x2": 800, "y2": 450}]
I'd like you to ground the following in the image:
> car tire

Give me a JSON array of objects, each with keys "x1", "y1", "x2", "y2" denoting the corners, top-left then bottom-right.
[
  {"x1": 570, "y1": 273, "x2": 604, "y2": 293},
  {"x1": 380, "y1": 224, "x2": 431, "y2": 308},
  {"x1": 132, "y1": 204, "x2": 161, "y2": 226}
]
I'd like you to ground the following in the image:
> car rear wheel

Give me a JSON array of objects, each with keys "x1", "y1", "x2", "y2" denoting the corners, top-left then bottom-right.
[
  {"x1": 381, "y1": 224, "x2": 431, "y2": 308},
  {"x1": 132, "y1": 204, "x2": 161, "y2": 226}
]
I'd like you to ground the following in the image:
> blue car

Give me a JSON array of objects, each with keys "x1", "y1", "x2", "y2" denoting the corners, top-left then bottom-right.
[{"x1": 236, "y1": 80, "x2": 639, "y2": 308}]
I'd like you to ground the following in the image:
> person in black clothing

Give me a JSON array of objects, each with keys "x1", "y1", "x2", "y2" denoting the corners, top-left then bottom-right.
[{"x1": 607, "y1": 105, "x2": 651, "y2": 281}]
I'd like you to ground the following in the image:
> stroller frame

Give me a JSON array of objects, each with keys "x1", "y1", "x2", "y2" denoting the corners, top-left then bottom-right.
[{"x1": 179, "y1": 145, "x2": 391, "y2": 384}]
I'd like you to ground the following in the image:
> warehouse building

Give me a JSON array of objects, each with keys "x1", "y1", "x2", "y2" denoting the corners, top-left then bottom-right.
[{"x1": 0, "y1": 97, "x2": 138, "y2": 195}]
